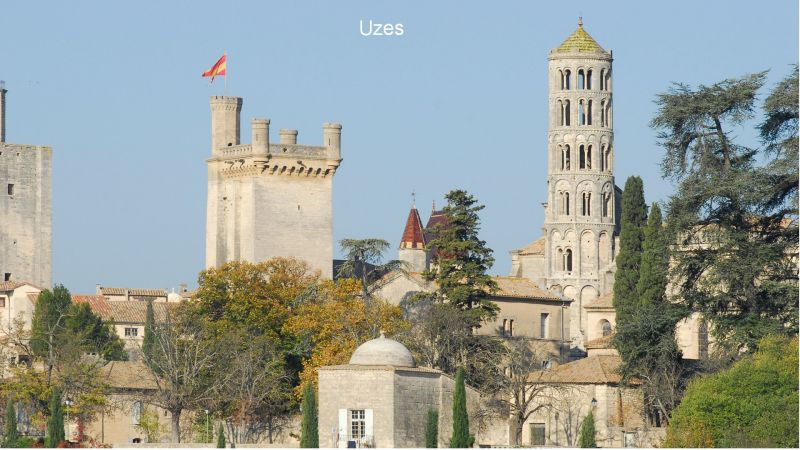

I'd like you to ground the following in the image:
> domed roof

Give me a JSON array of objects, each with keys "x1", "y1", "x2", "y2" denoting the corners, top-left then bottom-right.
[
  {"x1": 349, "y1": 333, "x2": 415, "y2": 367},
  {"x1": 555, "y1": 18, "x2": 605, "y2": 54}
]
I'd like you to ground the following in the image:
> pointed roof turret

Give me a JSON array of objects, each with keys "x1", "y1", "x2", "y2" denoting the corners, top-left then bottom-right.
[
  {"x1": 400, "y1": 207, "x2": 426, "y2": 249},
  {"x1": 555, "y1": 17, "x2": 606, "y2": 54}
]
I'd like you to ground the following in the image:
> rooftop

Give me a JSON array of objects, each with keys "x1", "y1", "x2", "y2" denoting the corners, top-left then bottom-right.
[
  {"x1": 531, "y1": 354, "x2": 635, "y2": 385},
  {"x1": 515, "y1": 237, "x2": 545, "y2": 256},
  {"x1": 349, "y1": 334, "x2": 416, "y2": 368},
  {"x1": 585, "y1": 292, "x2": 614, "y2": 310},
  {"x1": 554, "y1": 18, "x2": 606, "y2": 54},
  {"x1": 400, "y1": 207, "x2": 426, "y2": 249},
  {"x1": 73, "y1": 295, "x2": 176, "y2": 324},
  {"x1": 97, "y1": 287, "x2": 168, "y2": 297}
]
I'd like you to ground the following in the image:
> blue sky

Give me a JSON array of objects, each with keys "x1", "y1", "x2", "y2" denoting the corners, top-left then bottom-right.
[{"x1": 1, "y1": 1, "x2": 797, "y2": 293}]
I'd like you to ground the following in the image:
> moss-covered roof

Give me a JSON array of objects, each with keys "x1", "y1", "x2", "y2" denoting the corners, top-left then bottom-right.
[{"x1": 555, "y1": 19, "x2": 605, "y2": 53}]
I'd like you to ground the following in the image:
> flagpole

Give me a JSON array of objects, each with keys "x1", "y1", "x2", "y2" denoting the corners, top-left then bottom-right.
[{"x1": 224, "y1": 51, "x2": 228, "y2": 96}]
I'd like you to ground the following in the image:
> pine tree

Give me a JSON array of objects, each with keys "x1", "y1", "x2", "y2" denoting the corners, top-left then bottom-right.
[
  {"x1": 425, "y1": 190, "x2": 499, "y2": 322},
  {"x1": 3, "y1": 398, "x2": 18, "y2": 448},
  {"x1": 299, "y1": 383, "x2": 319, "y2": 448},
  {"x1": 612, "y1": 176, "x2": 647, "y2": 327},
  {"x1": 45, "y1": 387, "x2": 65, "y2": 448},
  {"x1": 578, "y1": 410, "x2": 597, "y2": 448},
  {"x1": 216, "y1": 422, "x2": 226, "y2": 448},
  {"x1": 142, "y1": 299, "x2": 155, "y2": 363},
  {"x1": 425, "y1": 409, "x2": 439, "y2": 448},
  {"x1": 450, "y1": 367, "x2": 470, "y2": 448},
  {"x1": 31, "y1": 285, "x2": 72, "y2": 357}
]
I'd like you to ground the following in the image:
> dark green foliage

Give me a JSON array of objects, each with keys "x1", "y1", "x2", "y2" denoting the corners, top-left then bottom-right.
[
  {"x1": 578, "y1": 410, "x2": 597, "y2": 448},
  {"x1": 299, "y1": 383, "x2": 318, "y2": 448},
  {"x1": 664, "y1": 335, "x2": 799, "y2": 447},
  {"x1": 612, "y1": 176, "x2": 647, "y2": 326},
  {"x1": 3, "y1": 398, "x2": 18, "y2": 448},
  {"x1": 142, "y1": 299, "x2": 155, "y2": 363},
  {"x1": 31, "y1": 285, "x2": 72, "y2": 357},
  {"x1": 337, "y1": 238, "x2": 404, "y2": 301},
  {"x1": 450, "y1": 367, "x2": 470, "y2": 448},
  {"x1": 424, "y1": 189, "x2": 498, "y2": 323},
  {"x1": 636, "y1": 204, "x2": 668, "y2": 307},
  {"x1": 425, "y1": 409, "x2": 439, "y2": 448},
  {"x1": 216, "y1": 422, "x2": 226, "y2": 448},
  {"x1": 65, "y1": 303, "x2": 126, "y2": 360},
  {"x1": 44, "y1": 387, "x2": 64, "y2": 448},
  {"x1": 652, "y1": 70, "x2": 799, "y2": 353}
]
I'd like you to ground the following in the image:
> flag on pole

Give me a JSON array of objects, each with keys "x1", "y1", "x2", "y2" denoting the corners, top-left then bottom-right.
[{"x1": 202, "y1": 53, "x2": 227, "y2": 83}]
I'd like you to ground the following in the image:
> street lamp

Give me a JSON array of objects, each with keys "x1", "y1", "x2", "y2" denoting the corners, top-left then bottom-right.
[
  {"x1": 64, "y1": 399, "x2": 75, "y2": 443},
  {"x1": 205, "y1": 409, "x2": 210, "y2": 443},
  {"x1": 590, "y1": 398, "x2": 597, "y2": 409}
]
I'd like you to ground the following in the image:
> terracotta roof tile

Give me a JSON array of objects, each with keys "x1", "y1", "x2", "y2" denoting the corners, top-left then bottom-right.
[
  {"x1": 101, "y1": 360, "x2": 159, "y2": 390},
  {"x1": 424, "y1": 210, "x2": 448, "y2": 243},
  {"x1": 0, "y1": 281, "x2": 27, "y2": 291},
  {"x1": 532, "y1": 355, "x2": 631, "y2": 385},
  {"x1": 98, "y1": 287, "x2": 167, "y2": 297},
  {"x1": 585, "y1": 333, "x2": 615, "y2": 349},
  {"x1": 73, "y1": 295, "x2": 174, "y2": 324},
  {"x1": 517, "y1": 237, "x2": 545, "y2": 256},
  {"x1": 585, "y1": 292, "x2": 614, "y2": 310},
  {"x1": 491, "y1": 276, "x2": 562, "y2": 301},
  {"x1": 400, "y1": 207, "x2": 426, "y2": 249}
]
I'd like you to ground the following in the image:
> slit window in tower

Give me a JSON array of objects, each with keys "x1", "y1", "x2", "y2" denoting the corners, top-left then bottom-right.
[
  {"x1": 587, "y1": 145, "x2": 592, "y2": 169},
  {"x1": 564, "y1": 192, "x2": 570, "y2": 215},
  {"x1": 587, "y1": 70, "x2": 593, "y2": 90},
  {"x1": 559, "y1": 70, "x2": 564, "y2": 90},
  {"x1": 600, "y1": 69, "x2": 605, "y2": 90},
  {"x1": 578, "y1": 69, "x2": 585, "y2": 89},
  {"x1": 564, "y1": 100, "x2": 571, "y2": 126},
  {"x1": 557, "y1": 248, "x2": 564, "y2": 271},
  {"x1": 565, "y1": 145, "x2": 571, "y2": 170},
  {"x1": 603, "y1": 193, "x2": 610, "y2": 217},
  {"x1": 565, "y1": 249, "x2": 573, "y2": 272},
  {"x1": 7, "y1": 184, "x2": 13, "y2": 195},
  {"x1": 579, "y1": 100, "x2": 586, "y2": 125},
  {"x1": 579, "y1": 145, "x2": 586, "y2": 169},
  {"x1": 587, "y1": 100, "x2": 592, "y2": 125},
  {"x1": 558, "y1": 100, "x2": 564, "y2": 126},
  {"x1": 564, "y1": 70, "x2": 571, "y2": 90}
]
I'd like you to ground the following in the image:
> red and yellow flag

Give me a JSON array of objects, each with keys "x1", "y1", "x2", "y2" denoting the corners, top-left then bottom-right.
[{"x1": 202, "y1": 54, "x2": 227, "y2": 82}]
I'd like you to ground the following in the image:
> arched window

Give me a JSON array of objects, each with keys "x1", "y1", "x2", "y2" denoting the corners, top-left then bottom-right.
[
  {"x1": 564, "y1": 145, "x2": 571, "y2": 170},
  {"x1": 587, "y1": 145, "x2": 592, "y2": 169},
  {"x1": 587, "y1": 70, "x2": 592, "y2": 90},
  {"x1": 579, "y1": 145, "x2": 586, "y2": 169},
  {"x1": 578, "y1": 69, "x2": 585, "y2": 90},
  {"x1": 564, "y1": 192, "x2": 570, "y2": 215},
  {"x1": 602, "y1": 192, "x2": 610, "y2": 217},
  {"x1": 604, "y1": 146, "x2": 611, "y2": 171},
  {"x1": 582, "y1": 192, "x2": 592, "y2": 216},
  {"x1": 564, "y1": 100, "x2": 571, "y2": 126},
  {"x1": 132, "y1": 401, "x2": 142, "y2": 425},
  {"x1": 600, "y1": 145, "x2": 606, "y2": 171},
  {"x1": 565, "y1": 249, "x2": 573, "y2": 272},
  {"x1": 604, "y1": 70, "x2": 611, "y2": 91},
  {"x1": 558, "y1": 100, "x2": 564, "y2": 126},
  {"x1": 557, "y1": 248, "x2": 564, "y2": 270},
  {"x1": 564, "y1": 70, "x2": 571, "y2": 90},
  {"x1": 600, "y1": 320, "x2": 612, "y2": 336},
  {"x1": 606, "y1": 101, "x2": 612, "y2": 127},
  {"x1": 600, "y1": 100, "x2": 606, "y2": 127},
  {"x1": 559, "y1": 70, "x2": 564, "y2": 90},
  {"x1": 579, "y1": 100, "x2": 586, "y2": 125},
  {"x1": 587, "y1": 100, "x2": 592, "y2": 125}
]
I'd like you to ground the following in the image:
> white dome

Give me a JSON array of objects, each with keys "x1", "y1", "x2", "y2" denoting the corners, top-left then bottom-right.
[{"x1": 349, "y1": 334, "x2": 415, "y2": 367}]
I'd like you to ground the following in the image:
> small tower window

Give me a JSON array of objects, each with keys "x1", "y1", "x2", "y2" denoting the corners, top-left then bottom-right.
[
  {"x1": 600, "y1": 69, "x2": 605, "y2": 90},
  {"x1": 587, "y1": 70, "x2": 593, "y2": 90},
  {"x1": 602, "y1": 192, "x2": 611, "y2": 218},
  {"x1": 600, "y1": 145, "x2": 606, "y2": 171},
  {"x1": 605, "y1": 70, "x2": 611, "y2": 91},
  {"x1": 565, "y1": 249, "x2": 573, "y2": 272},
  {"x1": 578, "y1": 69, "x2": 585, "y2": 90},
  {"x1": 561, "y1": 145, "x2": 571, "y2": 170},
  {"x1": 3, "y1": 273, "x2": 10, "y2": 282},
  {"x1": 564, "y1": 192, "x2": 570, "y2": 215},
  {"x1": 559, "y1": 70, "x2": 564, "y2": 90},
  {"x1": 579, "y1": 145, "x2": 586, "y2": 169},
  {"x1": 601, "y1": 320, "x2": 613, "y2": 336},
  {"x1": 604, "y1": 146, "x2": 611, "y2": 172},
  {"x1": 579, "y1": 100, "x2": 586, "y2": 126},
  {"x1": 557, "y1": 248, "x2": 564, "y2": 270},
  {"x1": 564, "y1": 70, "x2": 571, "y2": 90},
  {"x1": 564, "y1": 100, "x2": 571, "y2": 126},
  {"x1": 587, "y1": 145, "x2": 592, "y2": 169},
  {"x1": 582, "y1": 192, "x2": 592, "y2": 216},
  {"x1": 605, "y1": 101, "x2": 612, "y2": 127},
  {"x1": 587, "y1": 100, "x2": 593, "y2": 125},
  {"x1": 558, "y1": 100, "x2": 564, "y2": 126},
  {"x1": 7, "y1": 184, "x2": 13, "y2": 195}
]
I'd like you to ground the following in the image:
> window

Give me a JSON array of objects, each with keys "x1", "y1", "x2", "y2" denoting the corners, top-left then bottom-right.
[
  {"x1": 699, "y1": 321, "x2": 709, "y2": 359},
  {"x1": 131, "y1": 401, "x2": 142, "y2": 425},
  {"x1": 624, "y1": 432, "x2": 636, "y2": 447},
  {"x1": 579, "y1": 100, "x2": 586, "y2": 125},
  {"x1": 502, "y1": 319, "x2": 514, "y2": 337},
  {"x1": 582, "y1": 192, "x2": 591, "y2": 216},
  {"x1": 604, "y1": 146, "x2": 611, "y2": 171},
  {"x1": 558, "y1": 100, "x2": 563, "y2": 125},
  {"x1": 564, "y1": 100, "x2": 570, "y2": 126},
  {"x1": 577, "y1": 69, "x2": 585, "y2": 89},
  {"x1": 124, "y1": 327, "x2": 139, "y2": 337},
  {"x1": 556, "y1": 249, "x2": 564, "y2": 270},
  {"x1": 7, "y1": 184, "x2": 13, "y2": 195},
  {"x1": 586, "y1": 145, "x2": 592, "y2": 169},
  {"x1": 0, "y1": 297, "x2": 5, "y2": 307},
  {"x1": 601, "y1": 320, "x2": 613, "y2": 336},
  {"x1": 564, "y1": 70, "x2": 571, "y2": 90},
  {"x1": 565, "y1": 249, "x2": 573, "y2": 272},
  {"x1": 579, "y1": 145, "x2": 585, "y2": 169},
  {"x1": 350, "y1": 409, "x2": 366, "y2": 440},
  {"x1": 587, "y1": 100, "x2": 592, "y2": 125},
  {"x1": 602, "y1": 193, "x2": 610, "y2": 218},
  {"x1": 531, "y1": 423, "x2": 546, "y2": 446},
  {"x1": 563, "y1": 192, "x2": 570, "y2": 215},
  {"x1": 600, "y1": 69, "x2": 605, "y2": 90},
  {"x1": 3, "y1": 273, "x2": 10, "y2": 282},
  {"x1": 586, "y1": 70, "x2": 593, "y2": 90},
  {"x1": 560, "y1": 146, "x2": 571, "y2": 170},
  {"x1": 540, "y1": 313, "x2": 549, "y2": 339},
  {"x1": 558, "y1": 70, "x2": 564, "y2": 90}
]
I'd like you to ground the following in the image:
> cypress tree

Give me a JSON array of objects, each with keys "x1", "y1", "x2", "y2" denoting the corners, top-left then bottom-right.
[
  {"x1": 216, "y1": 422, "x2": 226, "y2": 448},
  {"x1": 578, "y1": 410, "x2": 597, "y2": 448},
  {"x1": 636, "y1": 203, "x2": 668, "y2": 306},
  {"x1": 450, "y1": 367, "x2": 470, "y2": 448},
  {"x1": 425, "y1": 409, "x2": 439, "y2": 448},
  {"x1": 299, "y1": 383, "x2": 319, "y2": 448},
  {"x1": 45, "y1": 387, "x2": 65, "y2": 448},
  {"x1": 612, "y1": 176, "x2": 647, "y2": 327},
  {"x1": 3, "y1": 398, "x2": 18, "y2": 448},
  {"x1": 142, "y1": 299, "x2": 155, "y2": 362}
]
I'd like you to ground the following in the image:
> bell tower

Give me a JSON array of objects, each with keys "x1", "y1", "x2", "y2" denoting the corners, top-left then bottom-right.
[{"x1": 542, "y1": 19, "x2": 618, "y2": 346}]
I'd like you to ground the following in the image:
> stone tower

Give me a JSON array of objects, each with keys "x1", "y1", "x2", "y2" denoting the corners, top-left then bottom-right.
[
  {"x1": 0, "y1": 82, "x2": 53, "y2": 288},
  {"x1": 398, "y1": 205, "x2": 428, "y2": 272},
  {"x1": 542, "y1": 20, "x2": 619, "y2": 346},
  {"x1": 205, "y1": 96, "x2": 342, "y2": 278}
]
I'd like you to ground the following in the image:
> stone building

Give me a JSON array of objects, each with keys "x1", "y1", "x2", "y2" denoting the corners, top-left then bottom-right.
[
  {"x1": 317, "y1": 334, "x2": 497, "y2": 448},
  {"x1": 205, "y1": 96, "x2": 342, "y2": 278},
  {"x1": 0, "y1": 82, "x2": 53, "y2": 289}
]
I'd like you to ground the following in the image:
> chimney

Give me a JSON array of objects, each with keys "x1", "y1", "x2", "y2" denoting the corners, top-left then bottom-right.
[
  {"x1": 279, "y1": 129, "x2": 298, "y2": 144},
  {"x1": 1, "y1": 81, "x2": 7, "y2": 143}
]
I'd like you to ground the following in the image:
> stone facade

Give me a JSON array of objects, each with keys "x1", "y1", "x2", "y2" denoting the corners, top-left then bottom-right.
[
  {"x1": 0, "y1": 86, "x2": 52, "y2": 289},
  {"x1": 205, "y1": 96, "x2": 341, "y2": 279}
]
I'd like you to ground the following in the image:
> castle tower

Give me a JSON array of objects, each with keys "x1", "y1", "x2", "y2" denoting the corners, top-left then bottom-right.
[
  {"x1": 0, "y1": 82, "x2": 53, "y2": 288},
  {"x1": 542, "y1": 20, "x2": 618, "y2": 347},
  {"x1": 398, "y1": 205, "x2": 428, "y2": 272},
  {"x1": 205, "y1": 96, "x2": 342, "y2": 278}
]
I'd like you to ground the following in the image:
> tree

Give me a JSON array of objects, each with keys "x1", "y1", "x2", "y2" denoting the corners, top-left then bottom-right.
[
  {"x1": 337, "y1": 238, "x2": 403, "y2": 301},
  {"x1": 216, "y1": 422, "x2": 226, "y2": 448},
  {"x1": 31, "y1": 286, "x2": 72, "y2": 383},
  {"x1": 134, "y1": 405, "x2": 165, "y2": 443},
  {"x1": 425, "y1": 409, "x2": 438, "y2": 448},
  {"x1": 615, "y1": 203, "x2": 686, "y2": 425},
  {"x1": 488, "y1": 338, "x2": 556, "y2": 446},
  {"x1": 424, "y1": 190, "x2": 499, "y2": 321},
  {"x1": 142, "y1": 299, "x2": 155, "y2": 364},
  {"x1": 663, "y1": 335, "x2": 798, "y2": 447},
  {"x1": 612, "y1": 176, "x2": 647, "y2": 327},
  {"x1": 578, "y1": 410, "x2": 596, "y2": 448},
  {"x1": 299, "y1": 383, "x2": 318, "y2": 448},
  {"x1": 3, "y1": 398, "x2": 18, "y2": 448},
  {"x1": 450, "y1": 367, "x2": 470, "y2": 448},
  {"x1": 44, "y1": 387, "x2": 64, "y2": 448},
  {"x1": 652, "y1": 70, "x2": 798, "y2": 353}
]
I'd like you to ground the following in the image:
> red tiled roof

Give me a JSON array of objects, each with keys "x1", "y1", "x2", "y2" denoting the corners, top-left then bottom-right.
[
  {"x1": 585, "y1": 292, "x2": 614, "y2": 310},
  {"x1": 491, "y1": 276, "x2": 563, "y2": 301},
  {"x1": 0, "y1": 281, "x2": 27, "y2": 291},
  {"x1": 517, "y1": 237, "x2": 545, "y2": 256},
  {"x1": 585, "y1": 333, "x2": 615, "y2": 349},
  {"x1": 400, "y1": 207, "x2": 426, "y2": 249},
  {"x1": 98, "y1": 287, "x2": 167, "y2": 297},
  {"x1": 531, "y1": 355, "x2": 634, "y2": 385},
  {"x1": 424, "y1": 210, "x2": 448, "y2": 243},
  {"x1": 73, "y1": 295, "x2": 174, "y2": 324}
]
